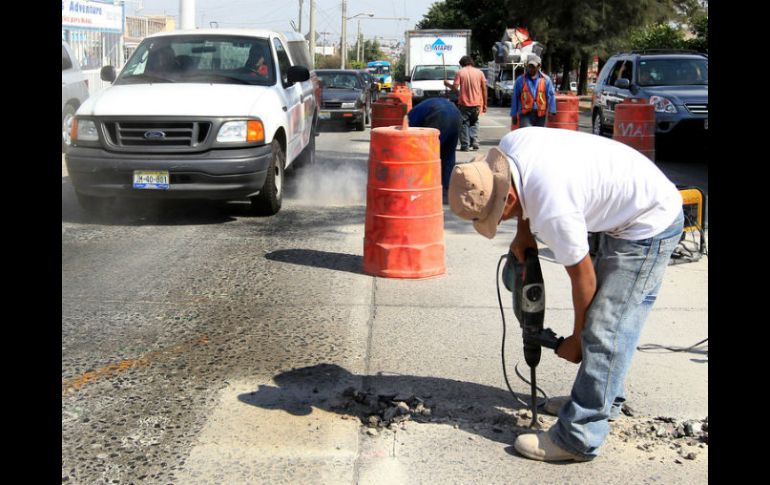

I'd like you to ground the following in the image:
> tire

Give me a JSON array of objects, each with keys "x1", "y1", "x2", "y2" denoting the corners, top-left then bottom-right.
[
  {"x1": 62, "y1": 104, "x2": 76, "y2": 152},
  {"x1": 250, "y1": 139, "x2": 284, "y2": 215},
  {"x1": 294, "y1": 129, "x2": 316, "y2": 170}
]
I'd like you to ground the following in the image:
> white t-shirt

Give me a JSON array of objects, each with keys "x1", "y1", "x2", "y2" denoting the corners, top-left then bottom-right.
[{"x1": 498, "y1": 127, "x2": 682, "y2": 266}]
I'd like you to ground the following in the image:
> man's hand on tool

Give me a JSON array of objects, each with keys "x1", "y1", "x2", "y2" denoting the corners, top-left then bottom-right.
[
  {"x1": 556, "y1": 334, "x2": 583, "y2": 363},
  {"x1": 510, "y1": 218, "x2": 537, "y2": 262}
]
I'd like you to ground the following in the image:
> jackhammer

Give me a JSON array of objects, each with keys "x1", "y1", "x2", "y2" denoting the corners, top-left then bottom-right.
[{"x1": 498, "y1": 247, "x2": 564, "y2": 428}]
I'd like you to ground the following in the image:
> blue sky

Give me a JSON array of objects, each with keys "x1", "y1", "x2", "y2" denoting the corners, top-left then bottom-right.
[{"x1": 124, "y1": 0, "x2": 440, "y2": 44}]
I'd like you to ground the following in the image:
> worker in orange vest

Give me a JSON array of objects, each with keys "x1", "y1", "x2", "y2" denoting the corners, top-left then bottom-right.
[{"x1": 510, "y1": 55, "x2": 556, "y2": 128}]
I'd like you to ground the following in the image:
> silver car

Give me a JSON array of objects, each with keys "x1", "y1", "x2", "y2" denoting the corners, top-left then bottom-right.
[{"x1": 62, "y1": 41, "x2": 89, "y2": 151}]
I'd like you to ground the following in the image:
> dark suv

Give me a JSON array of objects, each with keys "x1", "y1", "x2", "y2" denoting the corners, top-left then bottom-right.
[{"x1": 591, "y1": 50, "x2": 708, "y2": 141}]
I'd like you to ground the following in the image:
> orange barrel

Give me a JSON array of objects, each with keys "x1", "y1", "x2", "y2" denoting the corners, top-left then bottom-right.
[
  {"x1": 371, "y1": 97, "x2": 408, "y2": 129},
  {"x1": 387, "y1": 88, "x2": 412, "y2": 113},
  {"x1": 545, "y1": 93, "x2": 579, "y2": 130},
  {"x1": 363, "y1": 117, "x2": 445, "y2": 279},
  {"x1": 613, "y1": 98, "x2": 655, "y2": 161}
]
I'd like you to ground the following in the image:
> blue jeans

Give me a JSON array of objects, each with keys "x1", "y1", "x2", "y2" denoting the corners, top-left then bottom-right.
[
  {"x1": 519, "y1": 112, "x2": 547, "y2": 127},
  {"x1": 549, "y1": 213, "x2": 684, "y2": 459},
  {"x1": 459, "y1": 105, "x2": 480, "y2": 148}
]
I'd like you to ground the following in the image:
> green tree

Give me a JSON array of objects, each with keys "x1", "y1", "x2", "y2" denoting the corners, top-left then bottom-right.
[{"x1": 628, "y1": 23, "x2": 686, "y2": 50}]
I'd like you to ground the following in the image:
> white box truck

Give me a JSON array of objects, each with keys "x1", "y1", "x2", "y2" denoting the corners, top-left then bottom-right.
[{"x1": 404, "y1": 29, "x2": 471, "y2": 105}]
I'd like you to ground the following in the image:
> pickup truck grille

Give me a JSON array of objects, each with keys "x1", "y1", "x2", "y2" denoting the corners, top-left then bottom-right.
[
  {"x1": 685, "y1": 103, "x2": 708, "y2": 115},
  {"x1": 104, "y1": 121, "x2": 211, "y2": 148}
]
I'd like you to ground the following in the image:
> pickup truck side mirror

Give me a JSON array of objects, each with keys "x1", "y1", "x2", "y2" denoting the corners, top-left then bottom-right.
[
  {"x1": 287, "y1": 66, "x2": 310, "y2": 84},
  {"x1": 614, "y1": 78, "x2": 630, "y2": 90},
  {"x1": 101, "y1": 66, "x2": 116, "y2": 83},
  {"x1": 404, "y1": 75, "x2": 411, "y2": 82}
]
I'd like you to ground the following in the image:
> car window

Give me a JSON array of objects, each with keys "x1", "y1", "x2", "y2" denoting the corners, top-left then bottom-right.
[
  {"x1": 608, "y1": 60, "x2": 632, "y2": 86},
  {"x1": 412, "y1": 66, "x2": 460, "y2": 81},
  {"x1": 62, "y1": 46, "x2": 73, "y2": 71},
  {"x1": 115, "y1": 35, "x2": 276, "y2": 86},
  {"x1": 273, "y1": 38, "x2": 292, "y2": 85},
  {"x1": 316, "y1": 72, "x2": 360, "y2": 89},
  {"x1": 620, "y1": 61, "x2": 633, "y2": 82},
  {"x1": 287, "y1": 40, "x2": 312, "y2": 69},
  {"x1": 606, "y1": 60, "x2": 623, "y2": 86},
  {"x1": 638, "y1": 58, "x2": 708, "y2": 86}
]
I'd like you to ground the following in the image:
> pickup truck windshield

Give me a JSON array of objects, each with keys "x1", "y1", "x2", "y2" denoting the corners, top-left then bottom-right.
[
  {"x1": 638, "y1": 58, "x2": 708, "y2": 87},
  {"x1": 412, "y1": 66, "x2": 460, "y2": 81},
  {"x1": 116, "y1": 36, "x2": 277, "y2": 86}
]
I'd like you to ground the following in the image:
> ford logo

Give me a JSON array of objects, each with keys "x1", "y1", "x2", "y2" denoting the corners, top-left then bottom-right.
[{"x1": 144, "y1": 130, "x2": 166, "y2": 140}]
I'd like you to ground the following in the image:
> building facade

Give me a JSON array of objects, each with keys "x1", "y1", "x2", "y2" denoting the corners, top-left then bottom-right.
[{"x1": 62, "y1": 0, "x2": 125, "y2": 70}]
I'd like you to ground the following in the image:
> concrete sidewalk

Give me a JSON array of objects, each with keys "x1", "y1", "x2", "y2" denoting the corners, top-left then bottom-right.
[
  {"x1": 174, "y1": 110, "x2": 707, "y2": 484},
  {"x1": 178, "y1": 208, "x2": 707, "y2": 484}
]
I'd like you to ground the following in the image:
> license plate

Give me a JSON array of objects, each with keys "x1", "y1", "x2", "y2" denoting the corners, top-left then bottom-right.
[
  {"x1": 133, "y1": 170, "x2": 169, "y2": 190},
  {"x1": 319, "y1": 111, "x2": 330, "y2": 120},
  {"x1": 704, "y1": 118, "x2": 708, "y2": 130}
]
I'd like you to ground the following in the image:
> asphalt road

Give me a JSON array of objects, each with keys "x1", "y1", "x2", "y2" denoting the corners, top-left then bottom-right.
[{"x1": 62, "y1": 106, "x2": 708, "y2": 484}]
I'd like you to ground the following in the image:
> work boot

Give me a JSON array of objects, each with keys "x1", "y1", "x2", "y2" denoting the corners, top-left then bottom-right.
[
  {"x1": 543, "y1": 396, "x2": 570, "y2": 416},
  {"x1": 513, "y1": 431, "x2": 591, "y2": 462},
  {"x1": 470, "y1": 143, "x2": 480, "y2": 150},
  {"x1": 460, "y1": 145, "x2": 470, "y2": 152}
]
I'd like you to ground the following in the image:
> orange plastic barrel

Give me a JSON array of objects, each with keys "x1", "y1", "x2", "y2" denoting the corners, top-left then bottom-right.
[
  {"x1": 371, "y1": 97, "x2": 408, "y2": 129},
  {"x1": 363, "y1": 117, "x2": 445, "y2": 279},
  {"x1": 613, "y1": 98, "x2": 656, "y2": 161},
  {"x1": 545, "y1": 93, "x2": 579, "y2": 130},
  {"x1": 387, "y1": 87, "x2": 413, "y2": 113}
]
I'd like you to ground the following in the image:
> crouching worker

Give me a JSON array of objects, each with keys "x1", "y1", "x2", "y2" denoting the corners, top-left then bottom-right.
[
  {"x1": 407, "y1": 97, "x2": 462, "y2": 200},
  {"x1": 447, "y1": 127, "x2": 683, "y2": 462}
]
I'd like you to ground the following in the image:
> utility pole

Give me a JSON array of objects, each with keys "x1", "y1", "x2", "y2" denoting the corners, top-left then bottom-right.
[
  {"x1": 309, "y1": 0, "x2": 315, "y2": 68},
  {"x1": 341, "y1": 0, "x2": 347, "y2": 68},
  {"x1": 179, "y1": 0, "x2": 195, "y2": 30},
  {"x1": 357, "y1": 20, "x2": 361, "y2": 63},
  {"x1": 298, "y1": 0, "x2": 303, "y2": 33}
]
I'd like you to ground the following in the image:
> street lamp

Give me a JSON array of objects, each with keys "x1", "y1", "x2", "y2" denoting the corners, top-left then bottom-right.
[{"x1": 341, "y1": 8, "x2": 373, "y2": 69}]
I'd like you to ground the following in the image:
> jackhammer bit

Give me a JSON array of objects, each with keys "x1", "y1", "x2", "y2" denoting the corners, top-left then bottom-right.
[{"x1": 503, "y1": 247, "x2": 564, "y2": 428}]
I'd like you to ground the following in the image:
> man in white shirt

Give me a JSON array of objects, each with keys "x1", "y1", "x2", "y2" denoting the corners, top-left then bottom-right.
[{"x1": 448, "y1": 127, "x2": 684, "y2": 462}]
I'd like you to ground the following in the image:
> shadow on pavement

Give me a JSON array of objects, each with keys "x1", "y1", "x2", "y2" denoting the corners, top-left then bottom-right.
[
  {"x1": 238, "y1": 363, "x2": 536, "y2": 447},
  {"x1": 265, "y1": 249, "x2": 364, "y2": 275}
]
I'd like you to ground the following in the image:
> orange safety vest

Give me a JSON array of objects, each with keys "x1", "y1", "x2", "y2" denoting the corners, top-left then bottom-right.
[{"x1": 521, "y1": 76, "x2": 548, "y2": 117}]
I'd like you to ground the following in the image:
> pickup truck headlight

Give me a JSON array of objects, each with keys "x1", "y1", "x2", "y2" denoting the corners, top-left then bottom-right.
[
  {"x1": 217, "y1": 120, "x2": 264, "y2": 143},
  {"x1": 412, "y1": 88, "x2": 424, "y2": 97},
  {"x1": 341, "y1": 102, "x2": 356, "y2": 109},
  {"x1": 649, "y1": 96, "x2": 677, "y2": 114},
  {"x1": 72, "y1": 119, "x2": 99, "y2": 142}
]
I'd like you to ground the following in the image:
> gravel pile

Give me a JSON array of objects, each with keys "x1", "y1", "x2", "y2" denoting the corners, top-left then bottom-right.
[
  {"x1": 337, "y1": 387, "x2": 434, "y2": 430},
  {"x1": 612, "y1": 416, "x2": 708, "y2": 460}
]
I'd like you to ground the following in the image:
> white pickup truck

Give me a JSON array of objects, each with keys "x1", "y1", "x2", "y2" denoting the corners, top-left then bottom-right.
[{"x1": 66, "y1": 29, "x2": 319, "y2": 216}]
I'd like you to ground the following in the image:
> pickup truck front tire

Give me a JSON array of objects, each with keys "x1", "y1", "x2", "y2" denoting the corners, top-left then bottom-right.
[
  {"x1": 293, "y1": 127, "x2": 316, "y2": 169},
  {"x1": 250, "y1": 139, "x2": 284, "y2": 215}
]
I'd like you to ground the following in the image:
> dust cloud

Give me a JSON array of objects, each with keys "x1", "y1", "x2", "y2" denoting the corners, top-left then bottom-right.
[{"x1": 287, "y1": 160, "x2": 369, "y2": 206}]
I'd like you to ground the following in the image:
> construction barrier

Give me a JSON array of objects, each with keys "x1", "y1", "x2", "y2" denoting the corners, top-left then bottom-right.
[
  {"x1": 613, "y1": 98, "x2": 655, "y2": 161},
  {"x1": 387, "y1": 85, "x2": 413, "y2": 113},
  {"x1": 371, "y1": 97, "x2": 408, "y2": 129},
  {"x1": 545, "y1": 93, "x2": 579, "y2": 130},
  {"x1": 363, "y1": 117, "x2": 446, "y2": 279}
]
